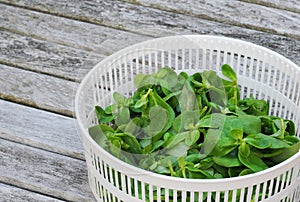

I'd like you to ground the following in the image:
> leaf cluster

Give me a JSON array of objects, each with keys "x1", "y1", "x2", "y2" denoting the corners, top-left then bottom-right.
[{"x1": 89, "y1": 65, "x2": 299, "y2": 181}]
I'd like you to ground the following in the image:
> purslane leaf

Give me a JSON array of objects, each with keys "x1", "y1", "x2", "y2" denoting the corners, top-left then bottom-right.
[{"x1": 89, "y1": 65, "x2": 299, "y2": 182}]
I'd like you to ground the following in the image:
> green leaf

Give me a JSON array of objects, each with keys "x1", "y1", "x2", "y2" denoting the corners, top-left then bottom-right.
[
  {"x1": 115, "y1": 107, "x2": 130, "y2": 126},
  {"x1": 95, "y1": 106, "x2": 115, "y2": 123},
  {"x1": 144, "y1": 89, "x2": 175, "y2": 141},
  {"x1": 185, "y1": 153, "x2": 207, "y2": 163},
  {"x1": 110, "y1": 138, "x2": 122, "y2": 157},
  {"x1": 238, "y1": 142, "x2": 250, "y2": 158},
  {"x1": 238, "y1": 95, "x2": 269, "y2": 116},
  {"x1": 104, "y1": 104, "x2": 118, "y2": 114},
  {"x1": 179, "y1": 79, "x2": 199, "y2": 112},
  {"x1": 270, "y1": 141, "x2": 300, "y2": 163},
  {"x1": 134, "y1": 74, "x2": 157, "y2": 88},
  {"x1": 221, "y1": 64, "x2": 237, "y2": 81},
  {"x1": 185, "y1": 130, "x2": 200, "y2": 146},
  {"x1": 122, "y1": 132, "x2": 142, "y2": 154},
  {"x1": 201, "y1": 70, "x2": 228, "y2": 107},
  {"x1": 124, "y1": 117, "x2": 142, "y2": 136},
  {"x1": 201, "y1": 114, "x2": 240, "y2": 156},
  {"x1": 134, "y1": 96, "x2": 149, "y2": 108},
  {"x1": 195, "y1": 157, "x2": 214, "y2": 170},
  {"x1": 142, "y1": 105, "x2": 169, "y2": 137},
  {"x1": 173, "y1": 110, "x2": 200, "y2": 132},
  {"x1": 150, "y1": 140, "x2": 165, "y2": 152},
  {"x1": 88, "y1": 124, "x2": 114, "y2": 146},
  {"x1": 163, "y1": 131, "x2": 189, "y2": 149},
  {"x1": 156, "y1": 67, "x2": 182, "y2": 93},
  {"x1": 238, "y1": 169, "x2": 254, "y2": 176},
  {"x1": 113, "y1": 92, "x2": 127, "y2": 105},
  {"x1": 244, "y1": 133, "x2": 290, "y2": 149},
  {"x1": 165, "y1": 142, "x2": 190, "y2": 156},
  {"x1": 212, "y1": 155, "x2": 242, "y2": 167},
  {"x1": 230, "y1": 128, "x2": 243, "y2": 141},
  {"x1": 244, "y1": 134, "x2": 271, "y2": 149},
  {"x1": 186, "y1": 167, "x2": 214, "y2": 179},
  {"x1": 238, "y1": 145, "x2": 268, "y2": 172},
  {"x1": 237, "y1": 110, "x2": 261, "y2": 135},
  {"x1": 178, "y1": 156, "x2": 187, "y2": 178}
]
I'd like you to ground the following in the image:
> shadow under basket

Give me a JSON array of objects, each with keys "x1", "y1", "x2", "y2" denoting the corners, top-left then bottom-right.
[{"x1": 75, "y1": 35, "x2": 300, "y2": 202}]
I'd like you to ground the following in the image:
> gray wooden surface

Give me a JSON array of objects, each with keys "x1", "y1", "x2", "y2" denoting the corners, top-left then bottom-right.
[{"x1": 0, "y1": 0, "x2": 299, "y2": 201}]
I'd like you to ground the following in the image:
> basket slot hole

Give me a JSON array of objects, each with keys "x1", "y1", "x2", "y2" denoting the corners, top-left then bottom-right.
[
  {"x1": 266, "y1": 178, "x2": 275, "y2": 198},
  {"x1": 91, "y1": 152, "x2": 96, "y2": 170},
  {"x1": 210, "y1": 49, "x2": 218, "y2": 71},
  {"x1": 188, "y1": 191, "x2": 195, "y2": 202},
  {"x1": 196, "y1": 192, "x2": 204, "y2": 201},
  {"x1": 119, "y1": 172, "x2": 126, "y2": 193},
  {"x1": 126, "y1": 176, "x2": 132, "y2": 196},
  {"x1": 190, "y1": 48, "x2": 199, "y2": 70},
  {"x1": 243, "y1": 56, "x2": 252, "y2": 78},
  {"x1": 230, "y1": 189, "x2": 238, "y2": 202},
  {"x1": 214, "y1": 191, "x2": 221, "y2": 202},
  {"x1": 133, "y1": 179, "x2": 142, "y2": 200},
  {"x1": 280, "y1": 170, "x2": 290, "y2": 191},
  {"x1": 108, "y1": 167, "x2": 116, "y2": 187},
  {"x1": 273, "y1": 175, "x2": 282, "y2": 198},
  {"x1": 238, "y1": 54, "x2": 245, "y2": 77},
  {"x1": 222, "y1": 50, "x2": 231, "y2": 71},
  {"x1": 290, "y1": 79, "x2": 299, "y2": 104},
  {"x1": 246, "y1": 185, "x2": 254, "y2": 202},
  {"x1": 180, "y1": 190, "x2": 187, "y2": 201},
  {"x1": 103, "y1": 163, "x2": 111, "y2": 183},
  {"x1": 260, "y1": 181, "x2": 269, "y2": 201},
  {"x1": 97, "y1": 157, "x2": 104, "y2": 176},
  {"x1": 296, "y1": 82, "x2": 300, "y2": 106},
  {"x1": 253, "y1": 184, "x2": 262, "y2": 202},
  {"x1": 255, "y1": 60, "x2": 264, "y2": 82},
  {"x1": 172, "y1": 189, "x2": 178, "y2": 202},
  {"x1": 238, "y1": 187, "x2": 246, "y2": 201},
  {"x1": 249, "y1": 58, "x2": 257, "y2": 80},
  {"x1": 204, "y1": 48, "x2": 211, "y2": 70}
]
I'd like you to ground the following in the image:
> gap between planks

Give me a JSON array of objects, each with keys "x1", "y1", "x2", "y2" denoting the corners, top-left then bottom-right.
[
  {"x1": 0, "y1": 99, "x2": 85, "y2": 160},
  {"x1": 1, "y1": 0, "x2": 299, "y2": 40},
  {"x1": 0, "y1": 182, "x2": 67, "y2": 202},
  {"x1": 0, "y1": 138, "x2": 95, "y2": 201}
]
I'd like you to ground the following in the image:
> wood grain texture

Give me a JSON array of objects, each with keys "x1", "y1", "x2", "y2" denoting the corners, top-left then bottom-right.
[
  {"x1": 239, "y1": 0, "x2": 300, "y2": 13},
  {"x1": 121, "y1": 0, "x2": 300, "y2": 39},
  {"x1": 0, "y1": 3, "x2": 152, "y2": 54},
  {"x1": 0, "y1": 139, "x2": 95, "y2": 202},
  {"x1": 0, "y1": 183, "x2": 65, "y2": 202},
  {"x1": 0, "y1": 100, "x2": 84, "y2": 160},
  {"x1": 2, "y1": 0, "x2": 299, "y2": 39},
  {"x1": 1, "y1": 0, "x2": 299, "y2": 67},
  {"x1": 0, "y1": 64, "x2": 77, "y2": 116},
  {"x1": 0, "y1": 30, "x2": 101, "y2": 82}
]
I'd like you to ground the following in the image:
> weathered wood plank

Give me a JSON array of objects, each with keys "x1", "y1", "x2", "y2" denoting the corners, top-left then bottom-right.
[
  {"x1": 1, "y1": 1, "x2": 299, "y2": 67},
  {"x1": 239, "y1": 0, "x2": 300, "y2": 14},
  {"x1": 121, "y1": 0, "x2": 300, "y2": 39},
  {"x1": 0, "y1": 64, "x2": 76, "y2": 116},
  {"x1": 0, "y1": 99, "x2": 84, "y2": 160},
  {"x1": 2, "y1": 0, "x2": 300, "y2": 40},
  {"x1": 0, "y1": 3, "x2": 151, "y2": 54},
  {"x1": 0, "y1": 138, "x2": 95, "y2": 202},
  {"x1": 0, "y1": 183, "x2": 65, "y2": 202},
  {"x1": 0, "y1": 30, "x2": 101, "y2": 82}
]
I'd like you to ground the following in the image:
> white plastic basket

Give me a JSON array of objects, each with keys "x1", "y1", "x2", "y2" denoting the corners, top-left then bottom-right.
[{"x1": 75, "y1": 35, "x2": 300, "y2": 202}]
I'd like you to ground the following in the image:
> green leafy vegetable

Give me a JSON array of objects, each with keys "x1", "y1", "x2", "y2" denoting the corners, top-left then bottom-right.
[{"x1": 89, "y1": 64, "x2": 299, "y2": 183}]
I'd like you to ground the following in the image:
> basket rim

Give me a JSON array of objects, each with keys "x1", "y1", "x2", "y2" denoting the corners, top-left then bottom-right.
[{"x1": 75, "y1": 35, "x2": 300, "y2": 187}]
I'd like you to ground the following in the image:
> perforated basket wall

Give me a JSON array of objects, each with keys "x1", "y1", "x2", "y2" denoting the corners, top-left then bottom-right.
[{"x1": 75, "y1": 35, "x2": 300, "y2": 202}]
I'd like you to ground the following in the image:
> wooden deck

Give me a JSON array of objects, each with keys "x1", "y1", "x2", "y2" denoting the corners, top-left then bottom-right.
[{"x1": 0, "y1": 0, "x2": 299, "y2": 201}]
